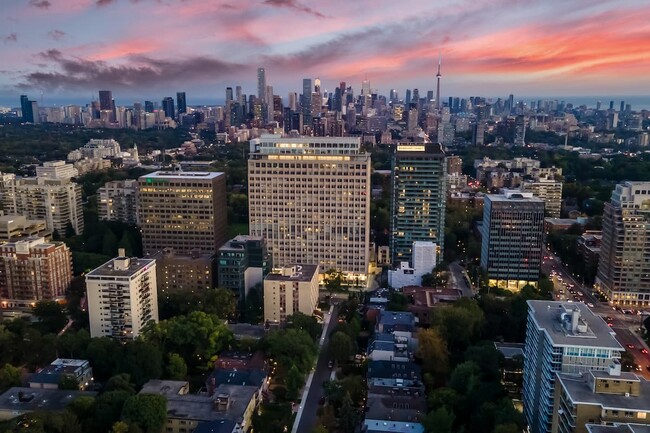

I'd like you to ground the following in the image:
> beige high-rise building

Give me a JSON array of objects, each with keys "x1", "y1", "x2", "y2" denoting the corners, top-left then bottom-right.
[
  {"x1": 35, "y1": 161, "x2": 78, "y2": 180},
  {"x1": 0, "y1": 236, "x2": 72, "y2": 309},
  {"x1": 3, "y1": 176, "x2": 84, "y2": 236},
  {"x1": 86, "y1": 250, "x2": 158, "y2": 340},
  {"x1": 98, "y1": 179, "x2": 138, "y2": 225},
  {"x1": 137, "y1": 171, "x2": 227, "y2": 255},
  {"x1": 248, "y1": 135, "x2": 370, "y2": 283},
  {"x1": 263, "y1": 265, "x2": 319, "y2": 323},
  {"x1": 521, "y1": 178, "x2": 563, "y2": 218}
]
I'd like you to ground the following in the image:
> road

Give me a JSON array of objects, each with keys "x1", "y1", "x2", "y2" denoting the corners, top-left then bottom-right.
[
  {"x1": 292, "y1": 304, "x2": 340, "y2": 433},
  {"x1": 543, "y1": 244, "x2": 650, "y2": 378},
  {"x1": 449, "y1": 261, "x2": 474, "y2": 297}
]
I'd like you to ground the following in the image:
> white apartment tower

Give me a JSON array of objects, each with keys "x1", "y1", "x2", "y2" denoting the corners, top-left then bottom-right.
[
  {"x1": 35, "y1": 161, "x2": 78, "y2": 180},
  {"x1": 85, "y1": 249, "x2": 158, "y2": 340},
  {"x1": 263, "y1": 264, "x2": 319, "y2": 323},
  {"x1": 3, "y1": 175, "x2": 84, "y2": 236},
  {"x1": 248, "y1": 135, "x2": 370, "y2": 283},
  {"x1": 523, "y1": 301, "x2": 623, "y2": 433},
  {"x1": 98, "y1": 180, "x2": 138, "y2": 225}
]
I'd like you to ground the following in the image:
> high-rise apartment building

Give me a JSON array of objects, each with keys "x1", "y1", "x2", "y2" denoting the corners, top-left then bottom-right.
[
  {"x1": 3, "y1": 175, "x2": 84, "y2": 236},
  {"x1": 521, "y1": 178, "x2": 563, "y2": 218},
  {"x1": 248, "y1": 134, "x2": 370, "y2": 282},
  {"x1": 263, "y1": 265, "x2": 319, "y2": 323},
  {"x1": 86, "y1": 250, "x2": 158, "y2": 340},
  {"x1": 390, "y1": 141, "x2": 447, "y2": 265},
  {"x1": 152, "y1": 248, "x2": 214, "y2": 295},
  {"x1": 481, "y1": 190, "x2": 544, "y2": 291},
  {"x1": 137, "y1": 171, "x2": 227, "y2": 255},
  {"x1": 523, "y1": 301, "x2": 623, "y2": 433},
  {"x1": 0, "y1": 236, "x2": 72, "y2": 309},
  {"x1": 217, "y1": 235, "x2": 271, "y2": 303},
  {"x1": 98, "y1": 180, "x2": 138, "y2": 225},
  {"x1": 596, "y1": 181, "x2": 650, "y2": 306}
]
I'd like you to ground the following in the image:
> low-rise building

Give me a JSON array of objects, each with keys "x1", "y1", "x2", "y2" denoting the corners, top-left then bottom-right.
[
  {"x1": 553, "y1": 368, "x2": 650, "y2": 433},
  {"x1": 388, "y1": 242, "x2": 436, "y2": 290},
  {"x1": 27, "y1": 359, "x2": 93, "y2": 390},
  {"x1": 401, "y1": 286, "x2": 462, "y2": 326},
  {"x1": 0, "y1": 215, "x2": 49, "y2": 241},
  {"x1": 367, "y1": 333, "x2": 412, "y2": 362},
  {"x1": 263, "y1": 265, "x2": 319, "y2": 324},
  {"x1": 152, "y1": 248, "x2": 214, "y2": 295},
  {"x1": 376, "y1": 310, "x2": 416, "y2": 335},
  {"x1": 0, "y1": 388, "x2": 97, "y2": 421},
  {"x1": 363, "y1": 419, "x2": 424, "y2": 433}
]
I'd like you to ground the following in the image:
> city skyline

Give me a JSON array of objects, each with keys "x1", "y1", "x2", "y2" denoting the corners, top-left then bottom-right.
[{"x1": 1, "y1": 0, "x2": 650, "y2": 105}]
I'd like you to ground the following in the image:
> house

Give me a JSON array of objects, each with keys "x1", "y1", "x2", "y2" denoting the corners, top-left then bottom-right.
[
  {"x1": 0, "y1": 388, "x2": 97, "y2": 421},
  {"x1": 27, "y1": 359, "x2": 93, "y2": 390}
]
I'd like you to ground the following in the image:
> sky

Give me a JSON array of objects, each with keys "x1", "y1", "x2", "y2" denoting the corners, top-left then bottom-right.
[{"x1": 1, "y1": 0, "x2": 650, "y2": 106}]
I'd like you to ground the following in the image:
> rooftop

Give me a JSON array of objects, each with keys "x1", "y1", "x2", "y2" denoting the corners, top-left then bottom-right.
[
  {"x1": 378, "y1": 311, "x2": 416, "y2": 328},
  {"x1": 226, "y1": 324, "x2": 267, "y2": 341},
  {"x1": 162, "y1": 384, "x2": 257, "y2": 424},
  {"x1": 367, "y1": 361, "x2": 422, "y2": 380},
  {"x1": 528, "y1": 301, "x2": 623, "y2": 350},
  {"x1": 86, "y1": 256, "x2": 155, "y2": 278},
  {"x1": 209, "y1": 369, "x2": 266, "y2": 388},
  {"x1": 140, "y1": 171, "x2": 224, "y2": 180},
  {"x1": 586, "y1": 425, "x2": 650, "y2": 433},
  {"x1": 192, "y1": 419, "x2": 238, "y2": 433},
  {"x1": 0, "y1": 387, "x2": 97, "y2": 414},
  {"x1": 140, "y1": 380, "x2": 189, "y2": 397},
  {"x1": 558, "y1": 373, "x2": 650, "y2": 412},
  {"x1": 365, "y1": 392, "x2": 425, "y2": 422},
  {"x1": 363, "y1": 419, "x2": 424, "y2": 433},
  {"x1": 265, "y1": 265, "x2": 318, "y2": 283},
  {"x1": 493, "y1": 342, "x2": 526, "y2": 359},
  {"x1": 486, "y1": 191, "x2": 544, "y2": 203}
]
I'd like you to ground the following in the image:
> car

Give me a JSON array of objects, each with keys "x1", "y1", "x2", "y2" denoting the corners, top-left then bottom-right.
[
  {"x1": 587, "y1": 303, "x2": 594, "y2": 308},
  {"x1": 641, "y1": 348, "x2": 649, "y2": 355},
  {"x1": 328, "y1": 360, "x2": 334, "y2": 369},
  {"x1": 318, "y1": 396, "x2": 326, "y2": 405},
  {"x1": 627, "y1": 344, "x2": 636, "y2": 350},
  {"x1": 637, "y1": 364, "x2": 643, "y2": 372},
  {"x1": 606, "y1": 316, "x2": 613, "y2": 322}
]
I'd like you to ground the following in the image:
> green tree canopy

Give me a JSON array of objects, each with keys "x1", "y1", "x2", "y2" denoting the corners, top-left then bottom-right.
[
  {"x1": 328, "y1": 331, "x2": 354, "y2": 364},
  {"x1": 0, "y1": 363, "x2": 21, "y2": 392},
  {"x1": 121, "y1": 394, "x2": 167, "y2": 433},
  {"x1": 416, "y1": 328, "x2": 449, "y2": 383},
  {"x1": 265, "y1": 328, "x2": 317, "y2": 375},
  {"x1": 166, "y1": 353, "x2": 187, "y2": 380}
]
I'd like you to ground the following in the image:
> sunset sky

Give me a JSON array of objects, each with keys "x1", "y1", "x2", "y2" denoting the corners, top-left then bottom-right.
[{"x1": 2, "y1": 0, "x2": 650, "y2": 105}]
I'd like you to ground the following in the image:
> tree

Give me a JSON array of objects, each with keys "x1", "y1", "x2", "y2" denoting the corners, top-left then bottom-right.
[
  {"x1": 110, "y1": 422, "x2": 131, "y2": 433},
  {"x1": 202, "y1": 288, "x2": 237, "y2": 320},
  {"x1": 56, "y1": 329, "x2": 91, "y2": 359},
  {"x1": 265, "y1": 328, "x2": 317, "y2": 375},
  {"x1": 337, "y1": 393, "x2": 358, "y2": 433},
  {"x1": 323, "y1": 268, "x2": 344, "y2": 296},
  {"x1": 58, "y1": 374, "x2": 79, "y2": 390},
  {"x1": 432, "y1": 299, "x2": 485, "y2": 351},
  {"x1": 328, "y1": 331, "x2": 354, "y2": 364},
  {"x1": 102, "y1": 229, "x2": 119, "y2": 257},
  {"x1": 120, "y1": 340, "x2": 163, "y2": 389},
  {"x1": 386, "y1": 292, "x2": 409, "y2": 311},
  {"x1": 121, "y1": 394, "x2": 167, "y2": 433},
  {"x1": 427, "y1": 387, "x2": 459, "y2": 412},
  {"x1": 285, "y1": 364, "x2": 303, "y2": 401},
  {"x1": 423, "y1": 406, "x2": 455, "y2": 433},
  {"x1": 65, "y1": 221, "x2": 77, "y2": 238},
  {"x1": 311, "y1": 425, "x2": 329, "y2": 433},
  {"x1": 448, "y1": 361, "x2": 481, "y2": 395},
  {"x1": 286, "y1": 312, "x2": 322, "y2": 341},
  {"x1": 117, "y1": 232, "x2": 135, "y2": 257},
  {"x1": 0, "y1": 363, "x2": 21, "y2": 392},
  {"x1": 243, "y1": 285, "x2": 264, "y2": 324},
  {"x1": 94, "y1": 391, "x2": 133, "y2": 433},
  {"x1": 33, "y1": 300, "x2": 67, "y2": 334},
  {"x1": 166, "y1": 353, "x2": 187, "y2": 380},
  {"x1": 86, "y1": 337, "x2": 123, "y2": 381},
  {"x1": 416, "y1": 328, "x2": 449, "y2": 383},
  {"x1": 106, "y1": 374, "x2": 137, "y2": 394},
  {"x1": 494, "y1": 423, "x2": 521, "y2": 433}
]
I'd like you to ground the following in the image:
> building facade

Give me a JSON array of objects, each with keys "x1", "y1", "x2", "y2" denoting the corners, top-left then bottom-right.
[
  {"x1": 248, "y1": 135, "x2": 370, "y2": 282},
  {"x1": 481, "y1": 190, "x2": 545, "y2": 291},
  {"x1": 137, "y1": 171, "x2": 227, "y2": 256},
  {"x1": 98, "y1": 180, "x2": 138, "y2": 225},
  {"x1": 596, "y1": 181, "x2": 650, "y2": 306},
  {"x1": 263, "y1": 265, "x2": 319, "y2": 323},
  {"x1": 390, "y1": 141, "x2": 447, "y2": 265},
  {"x1": 152, "y1": 248, "x2": 214, "y2": 295},
  {"x1": 217, "y1": 235, "x2": 270, "y2": 303},
  {"x1": 0, "y1": 215, "x2": 49, "y2": 241},
  {"x1": 3, "y1": 176, "x2": 84, "y2": 236},
  {"x1": 521, "y1": 178, "x2": 563, "y2": 218},
  {"x1": 0, "y1": 236, "x2": 72, "y2": 308},
  {"x1": 35, "y1": 161, "x2": 78, "y2": 180},
  {"x1": 523, "y1": 301, "x2": 623, "y2": 433},
  {"x1": 86, "y1": 250, "x2": 158, "y2": 340}
]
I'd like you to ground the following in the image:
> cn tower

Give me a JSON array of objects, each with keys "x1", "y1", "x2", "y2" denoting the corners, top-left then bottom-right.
[{"x1": 435, "y1": 54, "x2": 442, "y2": 111}]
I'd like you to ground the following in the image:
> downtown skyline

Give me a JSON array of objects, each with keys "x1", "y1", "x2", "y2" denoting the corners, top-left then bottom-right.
[{"x1": 1, "y1": 0, "x2": 650, "y2": 106}]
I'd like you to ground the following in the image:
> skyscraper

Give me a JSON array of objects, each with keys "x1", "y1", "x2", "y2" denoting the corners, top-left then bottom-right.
[
  {"x1": 176, "y1": 92, "x2": 187, "y2": 115},
  {"x1": 390, "y1": 141, "x2": 447, "y2": 264},
  {"x1": 86, "y1": 250, "x2": 158, "y2": 340},
  {"x1": 596, "y1": 181, "x2": 650, "y2": 306},
  {"x1": 248, "y1": 135, "x2": 371, "y2": 282},
  {"x1": 20, "y1": 95, "x2": 34, "y2": 123},
  {"x1": 257, "y1": 67, "x2": 266, "y2": 103},
  {"x1": 137, "y1": 171, "x2": 227, "y2": 255},
  {"x1": 523, "y1": 301, "x2": 623, "y2": 433},
  {"x1": 98, "y1": 90, "x2": 113, "y2": 111},
  {"x1": 301, "y1": 78, "x2": 312, "y2": 126},
  {"x1": 480, "y1": 190, "x2": 544, "y2": 291},
  {"x1": 225, "y1": 87, "x2": 233, "y2": 104},
  {"x1": 162, "y1": 97, "x2": 175, "y2": 119},
  {"x1": 144, "y1": 100, "x2": 154, "y2": 113}
]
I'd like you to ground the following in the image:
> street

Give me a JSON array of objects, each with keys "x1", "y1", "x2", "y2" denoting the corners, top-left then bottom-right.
[
  {"x1": 542, "y1": 244, "x2": 650, "y2": 379},
  {"x1": 449, "y1": 261, "x2": 474, "y2": 297},
  {"x1": 292, "y1": 304, "x2": 340, "y2": 433}
]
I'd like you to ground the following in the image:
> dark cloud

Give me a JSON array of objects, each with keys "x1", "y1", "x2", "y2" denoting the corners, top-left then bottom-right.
[
  {"x1": 18, "y1": 51, "x2": 246, "y2": 92},
  {"x1": 29, "y1": 0, "x2": 51, "y2": 9},
  {"x1": 48, "y1": 30, "x2": 66, "y2": 41},
  {"x1": 3, "y1": 33, "x2": 17, "y2": 43},
  {"x1": 263, "y1": 0, "x2": 326, "y2": 18},
  {"x1": 96, "y1": 0, "x2": 116, "y2": 6}
]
